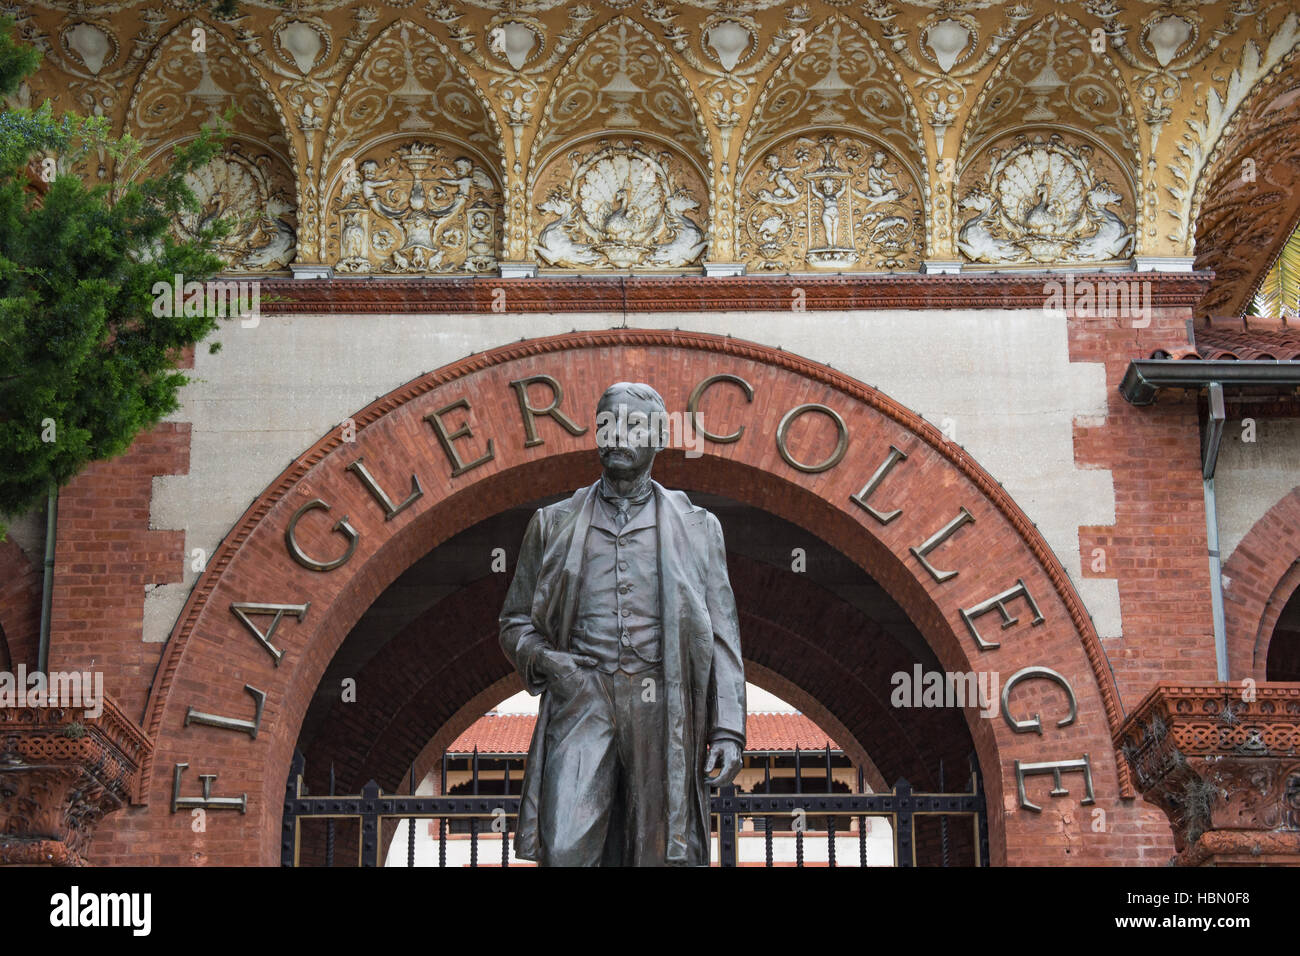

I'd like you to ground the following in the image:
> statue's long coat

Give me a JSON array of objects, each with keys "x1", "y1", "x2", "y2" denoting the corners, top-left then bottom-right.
[{"x1": 499, "y1": 479, "x2": 746, "y2": 865}]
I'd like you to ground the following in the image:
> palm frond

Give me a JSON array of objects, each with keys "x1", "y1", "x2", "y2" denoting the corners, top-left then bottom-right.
[{"x1": 1251, "y1": 220, "x2": 1300, "y2": 320}]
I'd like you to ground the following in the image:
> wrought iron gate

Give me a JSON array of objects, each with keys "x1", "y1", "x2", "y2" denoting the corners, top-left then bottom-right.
[{"x1": 282, "y1": 749, "x2": 988, "y2": 867}]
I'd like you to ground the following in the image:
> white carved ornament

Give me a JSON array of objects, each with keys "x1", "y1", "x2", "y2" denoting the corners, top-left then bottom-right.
[
  {"x1": 957, "y1": 134, "x2": 1134, "y2": 265},
  {"x1": 532, "y1": 139, "x2": 708, "y2": 270},
  {"x1": 739, "y1": 133, "x2": 922, "y2": 272}
]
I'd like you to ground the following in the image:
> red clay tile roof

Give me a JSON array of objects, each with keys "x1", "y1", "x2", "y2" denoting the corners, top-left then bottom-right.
[
  {"x1": 448, "y1": 714, "x2": 535, "y2": 754},
  {"x1": 447, "y1": 711, "x2": 840, "y2": 754},
  {"x1": 1193, "y1": 328, "x2": 1300, "y2": 361},
  {"x1": 744, "y1": 712, "x2": 840, "y2": 751},
  {"x1": 1151, "y1": 318, "x2": 1300, "y2": 361}
]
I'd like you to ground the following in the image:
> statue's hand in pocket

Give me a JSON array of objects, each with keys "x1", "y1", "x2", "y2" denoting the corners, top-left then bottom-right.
[{"x1": 537, "y1": 647, "x2": 598, "y2": 685}]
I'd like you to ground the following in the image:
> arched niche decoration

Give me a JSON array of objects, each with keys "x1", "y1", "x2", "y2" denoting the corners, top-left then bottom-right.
[
  {"x1": 957, "y1": 14, "x2": 1139, "y2": 172},
  {"x1": 738, "y1": 16, "x2": 927, "y2": 260},
  {"x1": 525, "y1": 16, "x2": 714, "y2": 270},
  {"x1": 321, "y1": 133, "x2": 503, "y2": 276},
  {"x1": 736, "y1": 130, "x2": 925, "y2": 273},
  {"x1": 124, "y1": 17, "x2": 299, "y2": 272},
  {"x1": 319, "y1": 19, "x2": 506, "y2": 274},
  {"x1": 953, "y1": 15, "x2": 1140, "y2": 266},
  {"x1": 955, "y1": 129, "x2": 1137, "y2": 266},
  {"x1": 528, "y1": 133, "x2": 712, "y2": 270}
]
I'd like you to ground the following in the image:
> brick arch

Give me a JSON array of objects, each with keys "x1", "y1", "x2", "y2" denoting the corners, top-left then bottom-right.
[
  {"x1": 1223, "y1": 488, "x2": 1300, "y2": 680},
  {"x1": 134, "y1": 328, "x2": 1130, "y2": 866}
]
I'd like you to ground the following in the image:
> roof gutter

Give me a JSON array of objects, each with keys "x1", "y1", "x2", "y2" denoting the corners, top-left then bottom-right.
[
  {"x1": 1119, "y1": 358, "x2": 1300, "y2": 681},
  {"x1": 1119, "y1": 359, "x2": 1300, "y2": 406}
]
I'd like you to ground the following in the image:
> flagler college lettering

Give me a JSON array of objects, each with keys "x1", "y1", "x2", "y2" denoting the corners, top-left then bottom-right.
[{"x1": 172, "y1": 370, "x2": 1092, "y2": 817}]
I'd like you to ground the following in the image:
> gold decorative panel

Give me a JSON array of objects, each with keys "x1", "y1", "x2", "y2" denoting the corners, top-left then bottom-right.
[
  {"x1": 10, "y1": 1, "x2": 1300, "y2": 305},
  {"x1": 738, "y1": 132, "x2": 922, "y2": 272}
]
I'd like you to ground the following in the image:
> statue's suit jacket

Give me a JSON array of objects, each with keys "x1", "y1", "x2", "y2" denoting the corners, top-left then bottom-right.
[{"x1": 499, "y1": 479, "x2": 746, "y2": 865}]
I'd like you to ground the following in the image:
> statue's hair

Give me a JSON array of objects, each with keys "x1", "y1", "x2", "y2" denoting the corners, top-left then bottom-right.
[{"x1": 598, "y1": 382, "x2": 666, "y2": 415}]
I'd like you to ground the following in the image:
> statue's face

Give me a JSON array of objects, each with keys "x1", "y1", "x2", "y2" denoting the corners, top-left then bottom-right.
[{"x1": 595, "y1": 392, "x2": 661, "y2": 479}]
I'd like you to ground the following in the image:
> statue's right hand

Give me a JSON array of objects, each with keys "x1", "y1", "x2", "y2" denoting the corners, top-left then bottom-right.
[{"x1": 536, "y1": 648, "x2": 598, "y2": 682}]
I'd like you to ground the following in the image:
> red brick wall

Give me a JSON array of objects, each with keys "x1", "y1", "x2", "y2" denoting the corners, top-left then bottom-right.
[
  {"x1": 48, "y1": 422, "x2": 191, "y2": 721},
  {"x1": 0, "y1": 538, "x2": 42, "y2": 670},
  {"x1": 1071, "y1": 306, "x2": 1219, "y2": 707}
]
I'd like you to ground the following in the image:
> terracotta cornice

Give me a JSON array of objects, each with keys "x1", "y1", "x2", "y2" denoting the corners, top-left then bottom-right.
[
  {"x1": 0, "y1": 697, "x2": 151, "y2": 864},
  {"x1": 1115, "y1": 681, "x2": 1300, "y2": 754},
  {"x1": 0, "y1": 698, "x2": 150, "y2": 802},
  {"x1": 1115, "y1": 681, "x2": 1300, "y2": 865},
  {"x1": 250, "y1": 273, "x2": 1215, "y2": 314}
]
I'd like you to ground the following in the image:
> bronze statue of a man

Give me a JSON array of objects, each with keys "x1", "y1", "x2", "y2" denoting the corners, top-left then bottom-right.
[{"x1": 499, "y1": 382, "x2": 746, "y2": 866}]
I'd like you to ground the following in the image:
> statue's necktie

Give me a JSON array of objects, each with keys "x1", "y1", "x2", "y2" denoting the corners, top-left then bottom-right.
[{"x1": 600, "y1": 478, "x2": 651, "y2": 530}]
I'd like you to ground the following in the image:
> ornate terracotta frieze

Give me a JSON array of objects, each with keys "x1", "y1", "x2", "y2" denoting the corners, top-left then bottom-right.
[
  {"x1": 1116, "y1": 682, "x2": 1300, "y2": 866},
  {"x1": 17, "y1": 2, "x2": 1300, "y2": 313},
  {"x1": 0, "y1": 697, "x2": 151, "y2": 866}
]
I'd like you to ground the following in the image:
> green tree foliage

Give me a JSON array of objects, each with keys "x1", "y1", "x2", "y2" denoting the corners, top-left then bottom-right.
[{"x1": 0, "y1": 17, "x2": 231, "y2": 537}]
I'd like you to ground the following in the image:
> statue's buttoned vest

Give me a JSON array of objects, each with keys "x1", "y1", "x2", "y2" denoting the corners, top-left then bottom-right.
[{"x1": 570, "y1": 491, "x2": 662, "y2": 674}]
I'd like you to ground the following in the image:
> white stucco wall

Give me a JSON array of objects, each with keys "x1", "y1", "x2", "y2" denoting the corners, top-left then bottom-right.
[
  {"x1": 143, "y1": 307, "x2": 1121, "y2": 643},
  {"x1": 1215, "y1": 417, "x2": 1300, "y2": 562}
]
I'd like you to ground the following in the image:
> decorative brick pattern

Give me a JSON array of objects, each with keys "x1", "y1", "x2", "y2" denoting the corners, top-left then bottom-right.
[
  {"x1": 1116, "y1": 682, "x2": 1300, "y2": 865},
  {"x1": 254, "y1": 274, "x2": 1213, "y2": 315}
]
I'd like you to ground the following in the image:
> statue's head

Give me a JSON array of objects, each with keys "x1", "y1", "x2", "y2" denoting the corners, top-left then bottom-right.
[{"x1": 595, "y1": 382, "x2": 667, "y2": 480}]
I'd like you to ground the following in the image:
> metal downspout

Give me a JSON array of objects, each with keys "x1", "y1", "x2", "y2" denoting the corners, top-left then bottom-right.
[
  {"x1": 37, "y1": 481, "x2": 57, "y2": 674},
  {"x1": 1201, "y1": 383, "x2": 1228, "y2": 681}
]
